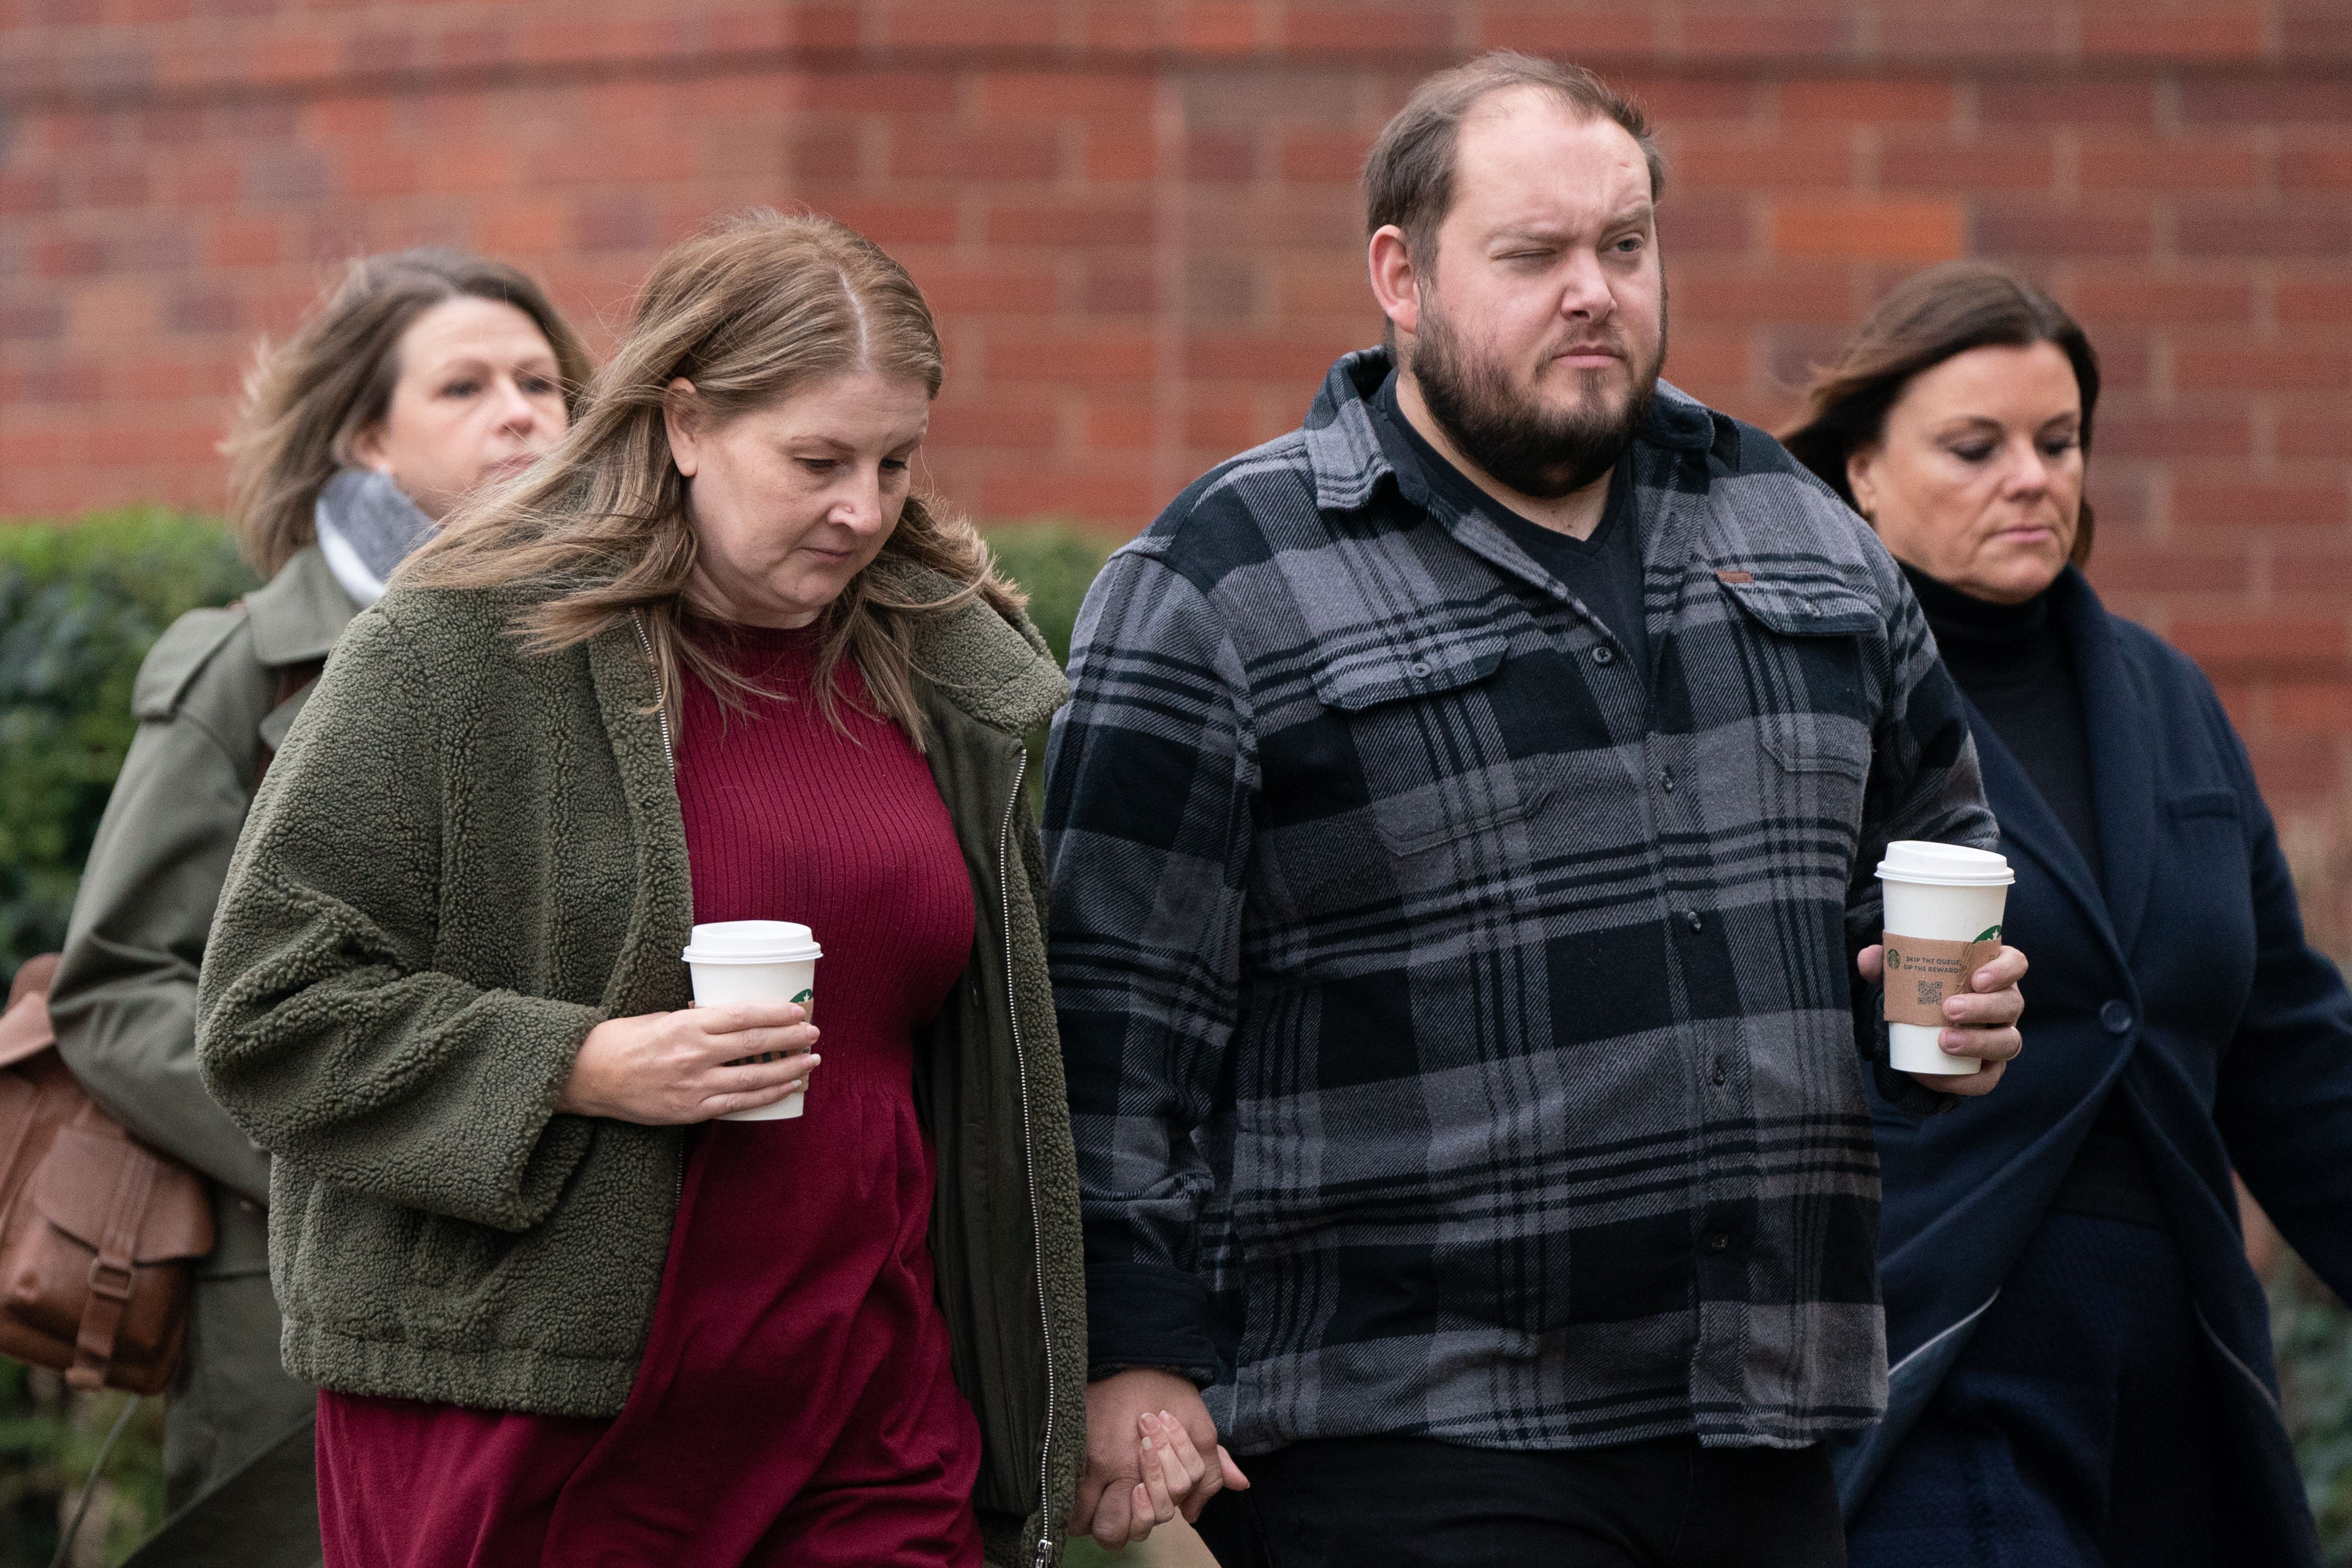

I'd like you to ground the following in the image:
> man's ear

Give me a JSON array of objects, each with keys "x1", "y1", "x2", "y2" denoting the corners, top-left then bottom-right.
[
  {"x1": 664, "y1": 378, "x2": 703, "y2": 479},
  {"x1": 1367, "y1": 225, "x2": 1423, "y2": 344}
]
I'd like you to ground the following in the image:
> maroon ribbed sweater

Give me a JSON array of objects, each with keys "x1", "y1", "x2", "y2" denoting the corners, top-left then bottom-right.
[{"x1": 313, "y1": 625, "x2": 984, "y2": 1568}]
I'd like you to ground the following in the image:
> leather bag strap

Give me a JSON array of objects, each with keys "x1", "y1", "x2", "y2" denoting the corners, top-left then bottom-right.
[{"x1": 67, "y1": 1143, "x2": 160, "y2": 1391}]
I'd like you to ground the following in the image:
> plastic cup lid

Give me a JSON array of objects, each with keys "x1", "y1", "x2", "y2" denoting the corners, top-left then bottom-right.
[
  {"x1": 1876, "y1": 840, "x2": 2014, "y2": 887},
  {"x1": 680, "y1": 920, "x2": 823, "y2": 965}
]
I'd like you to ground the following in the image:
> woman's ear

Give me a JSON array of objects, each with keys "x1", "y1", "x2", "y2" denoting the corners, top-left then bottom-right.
[
  {"x1": 345, "y1": 422, "x2": 392, "y2": 475},
  {"x1": 1846, "y1": 445, "x2": 1882, "y2": 524},
  {"x1": 663, "y1": 378, "x2": 702, "y2": 479}
]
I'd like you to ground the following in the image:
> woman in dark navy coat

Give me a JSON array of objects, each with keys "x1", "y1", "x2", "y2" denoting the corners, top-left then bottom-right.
[{"x1": 1784, "y1": 262, "x2": 2352, "y2": 1568}]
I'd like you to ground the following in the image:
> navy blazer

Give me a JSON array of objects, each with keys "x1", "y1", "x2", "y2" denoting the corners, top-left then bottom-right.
[{"x1": 1834, "y1": 568, "x2": 2352, "y2": 1563}]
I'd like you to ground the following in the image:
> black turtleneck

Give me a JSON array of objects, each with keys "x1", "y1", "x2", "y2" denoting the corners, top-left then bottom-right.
[
  {"x1": 1903, "y1": 564, "x2": 2163, "y2": 1230},
  {"x1": 1902, "y1": 565, "x2": 2102, "y2": 885}
]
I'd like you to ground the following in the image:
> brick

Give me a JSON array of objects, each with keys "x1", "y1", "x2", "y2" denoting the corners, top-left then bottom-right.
[
  {"x1": 926, "y1": 399, "x2": 1056, "y2": 450},
  {"x1": 1770, "y1": 198, "x2": 1964, "y2": 263},
  {"x1": 2179, "y1": 80, "x2": 2352, "y2": 124},
  {"x1": 1669, "y1": 265, "x2": 1854, "y2": 325},
  {"x1": 2281, "y1": 278, "x2": 2352, "y2": 326},
  {"x1": 2177, "y1": 202, "x2": 2352, "y2": 260},
  {"x1": 987, "y1": 198, "x2": 1155, "y2": 248},
  {"x1": 2077, "y1": 9, "x2": 2266, "y2": 59},
  {"x1": 1176, "y1": 0, "x2": 1259, "y2": 52},
  {"x1": 1671, "y1": 9, "x2": 1855, "y2": 59},
  {"x1": 2172, "y1": 618, "x2": 2349, "y2": 676},
  {"x1": 2092, "y1": 410, "x2": 2254, "y2": 461},
  {"x1": 1186, "y1": 255, "x2": 1258, "y2": 322},
  {"x1": 35, "y1": 237, "x2": 106, "y2": 278},
  {"x1": 875, "y1": 2, "x2": 1059, "y2": 49},
  {"x1": 2084, "y1": 545, "x2": 2254, "y2": 594},
  {"x1": 2269, "y1": 685, "x2": 2352, "y2": 735},
  {"x1": 1185, "y1": 191, "x2": 1361, "y2": 251},
  {"x1": 2077, "y1": 135, "x2": 2262, "y2": 191},
  {"x1": 2174, "y1": 482, "x2": 2349, "y2": 529},
  {"x1": 1876, "y1": 7, "x2": 2066, "y2": 58},
  {"x1": 1081, "y1": 397, "x2": 1155, "y2": 451},
  {"x1": 2242, "y1": 735, "x2": 2349, "y2": 798},
  {"x1": 1474, "y1": 7, "x2": 1660, "y2": 56},
  {"x1": 1081, "y1": 262, "x2": 1158, "y2": 314},
  {"x1": 2175, "y1": 345, "x2": 2352, "y2": 391},
  {"x1": 2069, "y1": 271, "x2": 2256, "y2": 327},
  {"x1": 796, "y1": 195, "x2": 960, "y2": 246},
  {"x1": 889, "y1": 124, "x2": 1061, "y2": 182},
  {"x1": 1779, "y1": 80, "x2": 1956, "y2": 125},
  {"x1": 1656, "y1": 195, "x2": 1752, "y2": 256},
  {"x1": 2279, "y1": 416, "x2": 2352, "y2": 458},
  {"x1": 1669, "y1": 129, "x2": 1860, "y2": 193},
  {"x1": 1972, "y1": 202, "x2": 2153, "y2": 260},
  {"x1": 1279, "y1": 129, "x2": 1371, "y2": 185},
  {"x1": 1977, "y1": 80, "x2": 2157, "y2": 127},
  {"x1": 2282, "y1": 141, "x2": 2352, "y2": 190},
  {"x1": 986, "y1": 329, "x2": 1156, "y2": 383},
  {"x1": 976, "y1": 468, "x2": 1162, "y2": 521},
  {"x1": 1084, "y1": 126, "x2": 1159, "y2": 182},
  {"x1": 1281, "y1": 5, "x2": 1451, "y2": 53},
  {"x1": 1185, "y1": 330, "x2": 1367, "y2": 381},
  {"x1": 1185, "y1": 131, "x2": 1256, "y2": 183},
  {"x1": 977, "y1": 70, "x2": 1152, "y2": 124},
  {"x1": 1879, "y1": 136, "x2": 2055, "y2": 195},
  {"x1": 905, "y1": 260, "x2": 1058, "y2": 317}
]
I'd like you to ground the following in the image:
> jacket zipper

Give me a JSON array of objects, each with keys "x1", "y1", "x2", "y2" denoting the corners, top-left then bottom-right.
[
  {"x1": 630, "y1": 612, "x2": 675, "y2": 774},
  {"x1": 996, "y1": 750, "x2": 1058, "y2": 1568},
  {"x1": 629, "y1": 612, "x2": 685, "y2": 1211}
]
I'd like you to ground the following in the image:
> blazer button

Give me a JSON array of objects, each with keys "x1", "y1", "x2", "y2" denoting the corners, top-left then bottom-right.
[{"x1": 2099, "y1": 999, "x2": 2134, "y2": 1036}]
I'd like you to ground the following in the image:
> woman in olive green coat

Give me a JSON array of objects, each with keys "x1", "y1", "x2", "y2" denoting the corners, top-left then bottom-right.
[
  {"x1": 193, "y1": 213, "x2": 1087, "y2": 1568},
  {"x1": 48, "y1": 250, "x2": 588, "y2": 1556}
]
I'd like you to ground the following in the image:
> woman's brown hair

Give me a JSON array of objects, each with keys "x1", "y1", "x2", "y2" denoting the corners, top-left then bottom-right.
[
  {"x1": 221, "y1": 249, "x2": 594, "y2": 577},
  {"x1": 405, "y1": 209, "x2": 1024, "y2": 749},
  {"x1": 1781, "y1": 260, "x2": 2102, "y2": 566}
]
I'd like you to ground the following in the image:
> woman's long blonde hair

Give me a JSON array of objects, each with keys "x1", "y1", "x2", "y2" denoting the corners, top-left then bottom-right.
[
  {"x1": 222, "y1": 249, "x2": 593, "y2": 576},
  {"x1": 407, "y1": 210, "x2": 1021, "y2": 747}
]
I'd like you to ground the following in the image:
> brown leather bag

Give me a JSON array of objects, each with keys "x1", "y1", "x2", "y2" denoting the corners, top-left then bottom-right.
[{"x1": 0, "y1": 954, "x2": 215, "y2": 1395}]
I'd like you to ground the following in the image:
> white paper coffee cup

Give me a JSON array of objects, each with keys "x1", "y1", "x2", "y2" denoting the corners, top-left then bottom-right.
[
  {"x1": 680, "y1": 921, "x2": 822, "y2": 1121},
  {"x1": 1876, "y1": 842, "x2": 2013, "y2": 1076}
]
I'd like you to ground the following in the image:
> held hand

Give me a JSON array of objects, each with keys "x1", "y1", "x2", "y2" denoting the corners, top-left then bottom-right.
[
  {"x1": 1079, "y1": 1370, "x2": 1242, "y2": 1547},
  {"x1": 1858, "y1": 943, "x2": 2028, "y2": 1099},
  {"x1": 556, "y1": 1003, "x2": 819, "y2": 1124},
  {"x1": 1135, "y1": 1409, "x2": 1251, "y2": 1530}
]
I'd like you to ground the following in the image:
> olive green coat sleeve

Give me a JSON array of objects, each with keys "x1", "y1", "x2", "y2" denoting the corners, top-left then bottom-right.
[
  {"x1": 51, "y1": 617, "x2": 275, "y2": 1204},
  {"x1": 196, "y1": 608, "x2": 599, "y2": 1232}
]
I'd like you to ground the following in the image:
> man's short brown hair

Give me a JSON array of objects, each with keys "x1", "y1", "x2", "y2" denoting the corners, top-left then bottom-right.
[{"x1": 1363, "y1": 52, "x2": 1664, "y2": 268}]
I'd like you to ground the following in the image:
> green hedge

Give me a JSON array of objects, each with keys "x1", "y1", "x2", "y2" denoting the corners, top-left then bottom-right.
[
  {"x1": 0, "y1": 510, "x2": 255, "y2": 982},
  {"x1": 1, "y1": 511, "x2": 2346, "y2": 1566}
]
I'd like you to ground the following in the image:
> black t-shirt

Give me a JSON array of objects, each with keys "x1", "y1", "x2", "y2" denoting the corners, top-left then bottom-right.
[{"x1": 1371, "y1": 372, "x2": 1649, "y2": 683}]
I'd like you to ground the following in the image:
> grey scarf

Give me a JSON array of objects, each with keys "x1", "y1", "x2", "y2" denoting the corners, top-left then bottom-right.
[{"x1": 316, "y1": 469, "x2": 436, "y2": 585}]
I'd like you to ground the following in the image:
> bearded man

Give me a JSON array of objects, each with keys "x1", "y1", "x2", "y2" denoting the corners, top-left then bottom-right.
[{"x1": 1043, "y1": 53, "x2": 2029, "y2": 1568}]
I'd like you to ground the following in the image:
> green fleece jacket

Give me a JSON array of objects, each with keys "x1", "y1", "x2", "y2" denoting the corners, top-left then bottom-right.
[{"x1": 194, "y1": 567, "x2": 1087, "y2": 1566}]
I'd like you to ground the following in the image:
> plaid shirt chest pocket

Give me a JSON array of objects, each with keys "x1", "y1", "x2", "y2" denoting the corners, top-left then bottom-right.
[
  {"x1": 1714, "y1": 577, "x2": 1880, "y2": 847},
  {"x1": 1306, "y1": 624, "x2": 1555, "y2": 864}
]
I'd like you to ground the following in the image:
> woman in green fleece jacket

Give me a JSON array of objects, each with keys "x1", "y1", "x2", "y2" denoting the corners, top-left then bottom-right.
[{"x1": 194, "y1": 212, "x2": 1087, "y2": 1568}]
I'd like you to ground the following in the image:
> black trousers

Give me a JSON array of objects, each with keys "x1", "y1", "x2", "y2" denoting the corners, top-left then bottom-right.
[{"x1": 1193, "y1": 1432, "x2": 1847, "y2": 1568}]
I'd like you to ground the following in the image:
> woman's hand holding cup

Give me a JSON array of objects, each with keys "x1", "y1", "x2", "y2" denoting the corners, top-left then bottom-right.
[
  {"x1": 1856, "y1": 942, "x2": 2027, "y2": 1098},
  {"x1": 558, "y1": 1002, "x2": 820, "y2": 1124}
]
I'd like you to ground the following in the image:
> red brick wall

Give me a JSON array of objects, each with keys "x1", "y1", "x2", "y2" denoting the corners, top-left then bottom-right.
[{"x1": 6, "y1": 1, "x2": 2352, "y2": 933}]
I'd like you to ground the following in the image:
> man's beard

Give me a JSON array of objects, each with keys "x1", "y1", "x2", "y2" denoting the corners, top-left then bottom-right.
[{"x1": 1410, "y1": 294, "x2": 1666, "y2": 501}]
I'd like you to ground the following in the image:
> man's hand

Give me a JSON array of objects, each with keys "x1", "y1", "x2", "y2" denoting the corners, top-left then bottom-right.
[
  {"x1": 1858, "y1": 942, "x2": 2027, "y2": 1099},
  {"x1": 1077, "y1": 1369, "x2": 1247, "y2": 1547}
]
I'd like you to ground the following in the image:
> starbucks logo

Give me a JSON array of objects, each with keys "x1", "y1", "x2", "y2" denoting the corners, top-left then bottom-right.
[{"x1": 1885, "y1": 949, "x2": 1902, "y2": 970}]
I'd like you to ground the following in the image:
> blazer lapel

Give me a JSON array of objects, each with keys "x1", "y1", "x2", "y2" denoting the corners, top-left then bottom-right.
[{"x1": 2055, "y1": 570, "x2": 2160, "y2": 961}]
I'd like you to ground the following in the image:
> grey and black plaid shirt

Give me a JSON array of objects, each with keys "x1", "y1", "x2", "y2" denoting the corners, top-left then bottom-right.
[{"x1": 1042, "y1": 349, "x2": 1996, "y2": 1456}]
